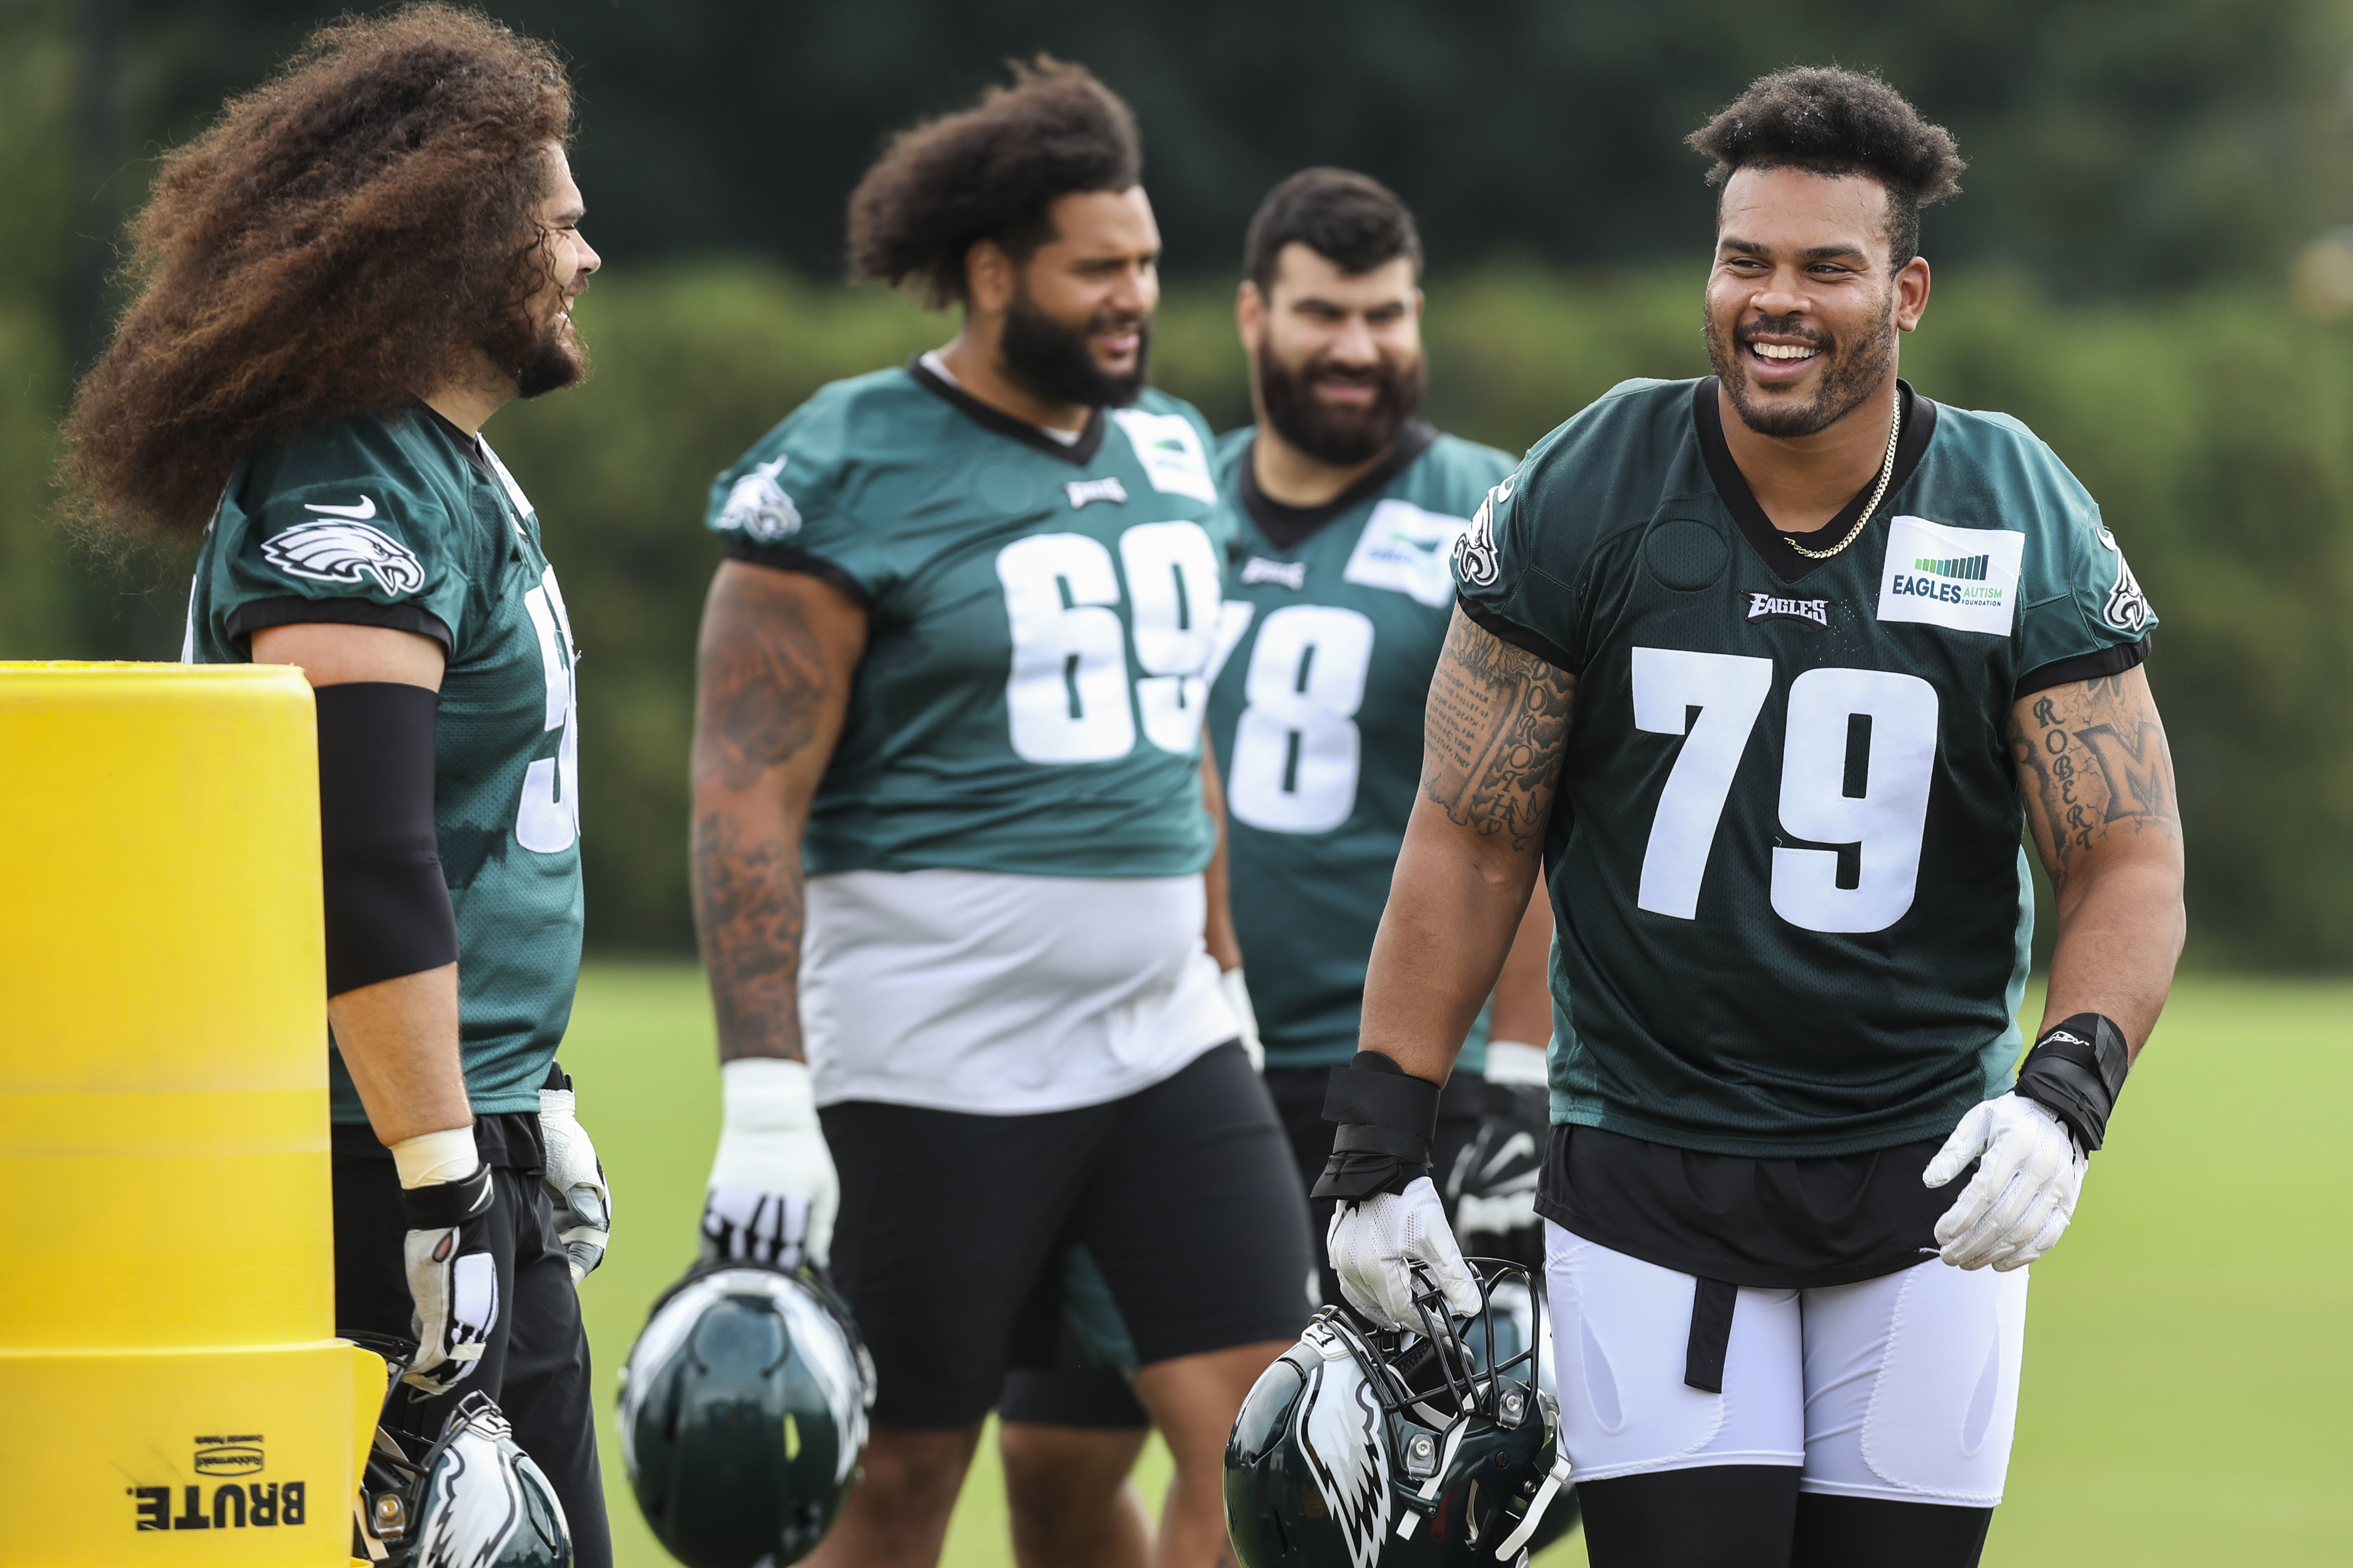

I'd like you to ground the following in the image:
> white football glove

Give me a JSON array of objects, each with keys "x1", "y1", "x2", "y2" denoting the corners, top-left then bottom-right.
[
  {"x1": 702, "y1": 1057, "x2": 838, "y2": 1270},
  {"x1": 1220, "y1": 966, "x2": 1264, "y2": 1072},
  {"x1": 1923, "y1": 1092, "x2": 2088, "y2": 1271},
  {"x1": 1327, "y1": 1175, "x2": 1484, "y2": 1330},
  {"x1": 390, "y1": 1129, "x2": 501, "y2": 1395},
  {"x1": 1481, "y1": 1038, "x2": 1550, "y2": 1087},
  {"x1": 537, "y1": 1079, "x2": 610, "y2": 1284}
]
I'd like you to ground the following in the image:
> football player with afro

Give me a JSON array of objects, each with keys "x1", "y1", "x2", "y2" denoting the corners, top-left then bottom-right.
[
  {"x1": 1318, "y1": 67, "x2": 2183, "y2": 1567},
  {"x1": 688, "y1": 58, "x2": 1315, "y2": 1568},
  {"x1": 59, "y1": 7, "x2": 613, "y2": 1563}
]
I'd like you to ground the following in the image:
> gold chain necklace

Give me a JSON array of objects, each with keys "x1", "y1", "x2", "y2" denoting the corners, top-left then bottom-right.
[{"x1": 1786, "y1": 394, "x2": 1901, "y2": 560}]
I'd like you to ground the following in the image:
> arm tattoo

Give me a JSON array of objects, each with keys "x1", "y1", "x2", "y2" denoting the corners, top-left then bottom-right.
[
  {"x1": 692, "y1": 573, "x2": 833, "y2": 792},
  {"x1": 689, "y1": 569, "x2": 851, "y2": 1061},
  {"x1": 691, "y1": 808, "x2": 805, "y2": 1060},
  {"x1": 2008, "y1": 668, "x2": 2181, "y2": 890},
  {"x1": 1422, "y1": 611, "x2": 1576, "y2": 853}
]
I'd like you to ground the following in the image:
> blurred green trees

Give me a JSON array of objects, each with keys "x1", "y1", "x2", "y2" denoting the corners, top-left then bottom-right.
[{"x1": 5, "y1": 0, "x2": 2353, "y2": 967}]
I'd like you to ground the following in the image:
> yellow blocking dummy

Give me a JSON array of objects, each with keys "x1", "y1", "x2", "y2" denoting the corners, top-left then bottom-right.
[{"x1": 0, "y1": 662, "x2": 382, "y2": 1566}]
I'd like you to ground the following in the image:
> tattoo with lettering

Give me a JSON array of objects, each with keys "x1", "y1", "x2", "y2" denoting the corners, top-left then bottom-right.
[
  {"x1": 2007, "y1": 667, "x2": 2180, "y2": 890},
  {"x1": 1422, "y1": 611, "x2": 1576, "y2": 852}
]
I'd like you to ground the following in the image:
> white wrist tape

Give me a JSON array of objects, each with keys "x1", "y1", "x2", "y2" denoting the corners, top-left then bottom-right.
[
  {"x1": 1484, "y1": 1039, "x2": 1550, "y2": 1087},
  {"x1": 391, "y1": 1125, "x2": 483, "y2": 1189},
  {"x1": 709, "y1": 1058, "x2": 822, "y2": 1194}
]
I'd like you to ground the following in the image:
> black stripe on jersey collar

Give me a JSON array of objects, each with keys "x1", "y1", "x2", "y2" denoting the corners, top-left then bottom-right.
[
  {"x1": 1236, "y1": 420, "x2": 1440, "y2": 552},
  {"x1": 905, "y1": 355, "x2": 1106, "y2": 466},
  {"x1": 415, "y1": 401, "x2": 494, "y2": 480},
  {"x1": 1695, "y1": 377, "x2": 1938, "y2": 584}
]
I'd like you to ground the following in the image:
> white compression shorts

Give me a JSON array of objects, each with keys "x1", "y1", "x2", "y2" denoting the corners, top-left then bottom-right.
[{"x1": 1545, "y1": 1222, "x2": 2029, "y2": 1506}]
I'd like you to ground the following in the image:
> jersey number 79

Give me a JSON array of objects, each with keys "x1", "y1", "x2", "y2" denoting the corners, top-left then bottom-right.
[{"x1": 1633, "y1": 647, "x2": 1939, "y2": 935}]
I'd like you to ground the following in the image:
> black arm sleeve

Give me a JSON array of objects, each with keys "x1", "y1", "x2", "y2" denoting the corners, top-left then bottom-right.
[{"x1": 316, "y1": 682, "x2": 458, "y2": 997}]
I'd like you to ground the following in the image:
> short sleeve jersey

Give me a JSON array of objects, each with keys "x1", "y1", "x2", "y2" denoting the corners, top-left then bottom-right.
[
  {"x1": 1455, "y1": 378, "x2": 2154, "y2": 1156},
  {"x1": 707, "y1": 361, "x2": 1236, "y2": 877},
  {"x1": 1205, "y1": 423, "x2": 1516, "y2": 1072},
  {"x1": 187, "y1": 407, "x2": 584, "y2": 1122}
]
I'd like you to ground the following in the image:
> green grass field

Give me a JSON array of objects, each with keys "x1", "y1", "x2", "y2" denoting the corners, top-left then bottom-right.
[{"x1": 557, "y1": 966, "x2": 2352, "y2": 1567}]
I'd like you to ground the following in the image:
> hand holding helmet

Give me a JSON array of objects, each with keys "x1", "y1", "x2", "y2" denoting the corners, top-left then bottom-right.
[
  {"x1": 1312, "y1": 1052, "x2": 1482, "y2": 1330},
  {"x1": 701, "y1": 1058, "x2": 837, "y2": 1271}
]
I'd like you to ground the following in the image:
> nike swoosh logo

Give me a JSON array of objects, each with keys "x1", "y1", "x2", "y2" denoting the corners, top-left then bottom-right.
[{"x1": 303, "y1": 497, "x2": 377, "y2": 521}]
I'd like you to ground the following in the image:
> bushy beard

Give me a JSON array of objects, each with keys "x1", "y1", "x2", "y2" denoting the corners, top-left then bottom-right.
[
  {"x1": 1257, "y1": 340, "x2": 1426, "y2": 467},
  {"x1": 999, "y1": 283, "x2": 1151, "y2": 409},
  {"x1": 482, "y1": 298, "x2": 588, "y2": 401},
  {"x1": 1704, "y1": 299, "x2": 1894, "y2": 439}
]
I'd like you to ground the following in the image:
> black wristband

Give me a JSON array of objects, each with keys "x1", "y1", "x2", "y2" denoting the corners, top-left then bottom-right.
[
  {"x1": 2015, "y1": 1013, "x2": 2131, "y2": 1152},
  {"x1": 397, "y1": 1163, "x2": 493, "y2": 1228},
  {"x1": 317, "y1": 682, "x2": 458, "y2": 996},
  {"x1": 1311, "y1": 1052, "x2": 1442, "y2": 1201}
]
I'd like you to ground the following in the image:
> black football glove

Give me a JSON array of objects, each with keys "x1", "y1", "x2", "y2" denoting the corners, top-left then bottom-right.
[{"x1": 399, "y1": 1164, "x2": 500, "y2": 1394}]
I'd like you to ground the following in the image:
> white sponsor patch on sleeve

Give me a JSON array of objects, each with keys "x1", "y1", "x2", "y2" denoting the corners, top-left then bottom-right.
[
  {"x1": 1109, "y1": 410, "x2": 1217, "y2": 502},
  {"x1": 1876, "y1": 516, "x2": 2026, "y2": 638},
  {"x1": 1341, "y1": 499, "x2": 1469, "y2": 607}
]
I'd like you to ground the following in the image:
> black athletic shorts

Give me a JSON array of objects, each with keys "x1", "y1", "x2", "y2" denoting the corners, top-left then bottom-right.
[
  {"x1": 997, "y1": 1061, "x2": 1487, "y2": 1430},
  {"x1": 823, "y1": 1042, "x2": 1315, "y2": 1430},
  {"x1": 332, "y1": 1116, "x2": 610, "y2": 1568}
]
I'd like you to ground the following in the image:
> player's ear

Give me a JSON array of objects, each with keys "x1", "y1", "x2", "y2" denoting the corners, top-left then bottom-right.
[
  {"x1": 1236, "y1": 279, "x2": 1265, "y2": 348},
  {"x1": 1895, "y1": 255, "x2": 1931, "y2": 333},
  {"x1": 965, "y1": 238, "x2": 1014, "y2": 316}
]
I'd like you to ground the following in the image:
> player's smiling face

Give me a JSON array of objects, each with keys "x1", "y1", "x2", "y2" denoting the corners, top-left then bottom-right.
[
  {"x1": 487, "y1": 143, "x2": 600, "y2": 399},
  {"x1": 1242, "y1": 244, "x2": 1426, "y2": 465},
  {"x1": 1012, "y1": 187, "x2": 1161, "y2": 382},
  {"x1": 1703, "y1": 166, "x2": 1928, "y2": 439}
]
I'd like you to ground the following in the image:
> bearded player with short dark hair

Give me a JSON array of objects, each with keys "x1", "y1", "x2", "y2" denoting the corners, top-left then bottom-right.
[
  {"x1": 1215, "y1": 167, "x2": 1557, "y2": 1256},
  {"x1": 688, "y1": 59, "x2": 1312, "y2": 1568},
  {"x1": 59, "y1": 9, "x2": 612, "y2": 1563},
  {"x1": 992, "y1": 166, "x2": 1563, "y2": 1568},
  {"x1": 1317, "y1": 68, "x2": 2183, "y2": 1568}
]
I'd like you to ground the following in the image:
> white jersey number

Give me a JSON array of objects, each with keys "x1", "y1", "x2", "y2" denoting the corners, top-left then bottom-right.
[
  {"x1": 1226, "y1": 605, "x2": 1376, "y2": 834},
  {"x1": 1632, "y1": 647, "x2": 1937, "y2": 933},
  {"x1": 998, "y1": 522, "x2": 1222, "y2": 765},
  {"x1": 516, "y1": 565, "x2": 582, "y2": 853}
]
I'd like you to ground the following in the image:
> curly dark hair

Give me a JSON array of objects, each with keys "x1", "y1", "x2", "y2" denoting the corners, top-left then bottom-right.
[
  {"x1": 848, "y1": 56, "x2": 1142, "y2": 309},
  {"x1": 1243, "y1": 168, "x2": 1422, "y2": 292},
  {"x1": 57, "y1": 4, "x2": 572, "y2": 547},
  {"x1": 1687, "y1": 67, "x2": 1964, "y2": 272}
]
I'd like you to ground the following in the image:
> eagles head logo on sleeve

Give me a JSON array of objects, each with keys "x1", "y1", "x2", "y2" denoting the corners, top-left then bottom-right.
[
  {"x1": 261, "y1": 511, "x2": 426, "y2": 597},
  {"x1": 718, "y1": 457, "x2": 803, "y2": 543},
  {"x1": 1452, "y1": 473, "x2": 1512, "y2": 590}
]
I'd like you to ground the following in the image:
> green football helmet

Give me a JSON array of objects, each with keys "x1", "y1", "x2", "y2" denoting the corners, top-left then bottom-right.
[
  {"x1": 352, "y1": 1388, "x2": 573, "y2": 1568},
  {"x1": 618, "y1": 1262, "x2": 876, "y2": 1568},
  {"x1": 1225, "y1": 1260, "x2": 1575, "y2": 1568}
]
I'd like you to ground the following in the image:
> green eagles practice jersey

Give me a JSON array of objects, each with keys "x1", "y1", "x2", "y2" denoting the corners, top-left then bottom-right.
[
  {"x1": 187, "y1": 407, "x2": 583, "y2": 1122},
  {"x1": 1456, "y1": 378, "x2": 2154, "y2": 1157},
  {"x1": 707, "y1": 360, "x2": 1235, "y2": 877},
  {"x1": 1206, "y1": 423, "x2": 1516, "y2": 1073}
]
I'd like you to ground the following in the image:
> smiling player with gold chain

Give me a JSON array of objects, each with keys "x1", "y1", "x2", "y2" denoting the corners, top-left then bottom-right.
[{"x1": 1312, "y1": 69, "x2": 2184, "y2": 1568}]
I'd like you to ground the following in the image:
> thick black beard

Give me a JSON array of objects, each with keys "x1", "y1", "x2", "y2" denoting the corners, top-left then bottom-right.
[
  {"x1": 998, "y1": 285, "x2": 1151, "y2": 409},
  {"x1": 483, "y1": 302, "x2": 588, "y2": 401},
  {"x1": 1256, "y1": 339, "x2": 1426, "y2": 467},
  {"x1": 1704, "y1": 301, "x2": 1894, "y2": 439}
]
